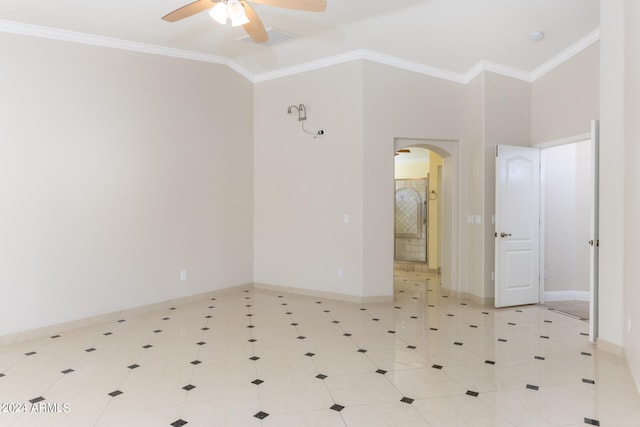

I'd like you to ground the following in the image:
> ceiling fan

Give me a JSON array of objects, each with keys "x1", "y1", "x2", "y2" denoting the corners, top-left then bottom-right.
[{"x1": 162, "y1": 0, "x2": 327, "y2": 44}]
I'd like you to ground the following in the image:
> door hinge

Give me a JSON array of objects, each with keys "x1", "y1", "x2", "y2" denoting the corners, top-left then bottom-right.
[{"x1": 588, "y1": 239, "x2": 600, "y2": 247}]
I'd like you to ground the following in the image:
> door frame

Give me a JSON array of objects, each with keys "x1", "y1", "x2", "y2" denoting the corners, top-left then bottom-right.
[{"x1": 534, "y1": 127, "x2": 598, "y2": 340}]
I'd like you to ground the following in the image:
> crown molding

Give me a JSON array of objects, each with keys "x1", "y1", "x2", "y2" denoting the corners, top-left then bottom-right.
[
  {"x1": 530, "y1": 28, "x2": 601, "y2": 81},
  {"x1": 0, "y1": 19, "x2": 229, "y2": 66},
  {"x1": 1, "y1": 19, "x2": 600, "y2": 86}
]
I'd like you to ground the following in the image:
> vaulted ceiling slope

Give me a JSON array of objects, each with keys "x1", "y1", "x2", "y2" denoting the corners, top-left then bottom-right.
[{"x1": 0, "y1": 0, "x2": 599, "y2": 83}]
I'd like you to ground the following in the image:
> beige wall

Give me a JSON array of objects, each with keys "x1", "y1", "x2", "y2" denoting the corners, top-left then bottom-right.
[
  {"x1": 0, "y1": 33, "x2": 254, "y2": 336},
  {"x1": 599, "y1": 0, "x2": 626, "y2": 350},
  {"x1": 531, "y1": 43, "x2": 600, "y2": 144},
  {"x1": 623, "y1": 0, "x2": 640, "y2": 391},
  {"x1": 363, "y1": 61, "x2": 464, "y2": 297},
  {"x1": 253, "y1": 62, "x2": 365, "y2": 297}
]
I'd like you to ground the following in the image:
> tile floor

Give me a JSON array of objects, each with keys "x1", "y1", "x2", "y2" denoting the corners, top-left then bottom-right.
[{"x1": 1, "y1": 271, "x2": 639, "y2": 426}]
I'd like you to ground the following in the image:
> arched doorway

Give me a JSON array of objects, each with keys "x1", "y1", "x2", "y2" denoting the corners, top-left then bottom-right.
[{"x1": 394, "y1": 138, "x2": 459, "y2": 294}]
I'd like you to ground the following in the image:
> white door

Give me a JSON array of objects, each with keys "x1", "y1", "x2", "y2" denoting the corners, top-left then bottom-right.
[
  {"x1": 589, "y1": 120, "x2": 600, "y2": 340},
  {"x1": 495, "y1": 145, "x2": 541, "y2": 307}
]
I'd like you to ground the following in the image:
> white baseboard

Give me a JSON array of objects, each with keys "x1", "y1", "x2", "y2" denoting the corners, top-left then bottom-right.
[{"x1": 543, "y1": 290, "x2": 590, "y2": 302}]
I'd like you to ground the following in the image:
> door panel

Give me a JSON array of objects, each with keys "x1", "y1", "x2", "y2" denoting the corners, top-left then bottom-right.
[{"x1": 495, "y1": 145, "x2": 541, "y2": 307}]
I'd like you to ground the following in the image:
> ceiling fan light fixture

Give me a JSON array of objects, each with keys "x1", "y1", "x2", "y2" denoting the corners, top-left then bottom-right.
[
  {"x1": 226, "y1": 0, "x2": 246, "y2": 20},
  {"x1": 209, "y1": 2, "x2": 228, "y2": 25},
  {"x1": 231, "y1": 14, "x2": 250, "y2": 27}
]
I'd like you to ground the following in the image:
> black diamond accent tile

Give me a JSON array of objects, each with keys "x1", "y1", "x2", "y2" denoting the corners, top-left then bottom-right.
[
  {"x1": 297, "y1": 336, "x2": 306, "y2": 340},
  {"x1": 443, "y1": 295, "x2": 449, "y2": 298},
  {"x1": 153, "y1": 330, "x2": 162, "y2": 333},
  {"x1": 252, "y1": 379, "x2": 264, "y2": 385},
  {"x1": 205, "y1": 315, "x2": 212, "y2": 319},
  {"x1": 360, "y1": 308, "x2": 367, "y2": 311},
  {"x1": 470, "y1": 325, "x2": 478, "y2": 328},
  {"x1": 411, "y1": 316, "x2": 419, "y2": 319},
  {"x1": 245, "y1": 304, "x2": 252, "y2": 307},
  {"x1": 29, "y1": 396, "x2": 45, "y2": 404},
  {"x1": 407, "y1": 345, "x2": 416, "y2": 349},
  {"x1": 246, "y1": 314, "x2": 253, "y2": 317},
  {"x1": 182, "y1": 384, "x2": 196, "y2": 391},
  {"x1": 324, "y1": 310, "x2": 331, "y2": 313},
  {"x1": 305, "y1": 353, "x2": 315, "y2": 357},
  {"x1": 61, "y1": 369, "x2": 74, "y2": 374},
  {"x1": 583, "y1": 378, "x2": 596, "y2": 384},
  {"x1": 170, "y1": 307, "x2": 176, "y2": 310},
  {"x1": 201, "y1": 327, "x2": 210, "y2": 331},
  {"x1": 376, "y1": 369, "x2": 387, "y2": 375},
  {"x1": 357, "y1": 349, "x2": 367, "y2": 353},
  {"x1": 142, "y1": 344, "x2": 152, "y2": 349},
  {"x1": 171, "y1": 419, "x2": 188, "y2": 427},
  {"x1": 430, "y1": 328, "x2": 438, "y2": 331},
  {"x1": 285, "y1": 312, "x2": 293, "y2": 315},
  {"x1": 343, "y1": 333, "x2": 352, "y2": 337},
  {"x1": 330, "y1": 404, "x2": 344, "y2": 412},
  {"x1": 117, "y1": 319, "x2": 126, "y2": 323},
  {"x1": 432, "y1": 364, "x2": 443, "y2": 370},
  {"x1": 535, "y1": 356, "x2": 545, "y2": 361},
  {"x1": 581, "y1": 352, "x2": 592, "y2": 356},
  {"x1": 247, "y1": 325, "x2": 255, "y2": 329},
  {"x1": 281, "y1": 303, "x2": 288, "y2": 306},
  {"x1": 584, "y1": 418, "x2": 600, "y2": 426},
  {"x1": 316, "y1": 374, "x2": 328, "y2": 380},
  {"x1": 388, "y1": 330, "x2": 396, "y2": 334},
  {"x1": 85, "y1": 348, "x2": 96, "y2": 352},
  {"x1": 540, "y1": 335, "x2": 550, "y2": 339},
  {"x1": 108, "y1": 390, "x2": 123, "y2": 397},
  {"x1": 316, "y1": 301, "x2": 322, "y2": 304},
  {"x1": 508, "y1": 322, "x2": 516, "y2": 326},
  {"x1": 162, "y1": 317, "x2": 170, "y2": 320},
  {"x1": 196, "y1": 342, "x2": 206, "y2": 346},
  {"x1": 580, "y1": 332, "x2": 589, "y2": 336},
  {"x1": 400, "y1": 397, "x2": 414, "y2": 404},
  {"x1": 447, "y1": 314, "x2": 455, "y2": 317},
  {"x1": 516, "y1": 309, "x2": 523, "y2": 312},
  {"x1": 526, "y1": 384, "x2": 539, "y2": 391},
  {"x1": 466, "y1": 390, "x2": 479, "y2": 397},
  {"x1": 190, "y1": 360, "x2": 202, "y2": 365},
  {"x1": 51, "y1": 335, "x2": 61, "y2": 339},
  {"x1": 211, "y1": 297, "x2": 216, "y2": 300},
  {"x1": 428, "y1": 304, "x2": 436, "y2": 308},
  {"x1": 103, "y1": 332, "x2": 113, "y2": 336},
  {"x1": 544, "y1": 320, "x2": 553, "y2": 323},
  {"x1": 290, "y1": 323, "x2": 299, "y2": 326},
  {"x1": 498, "y1": 338, "x2": 508, "y2": 342},
  {"x1": 0, "y1": 373, "x2": 4, "y2": 378},
  {"x1": 454, "y1": 342, "x2": 463, "y2": 346},
  {"x1": 482, "y1": 312, "x2": 490, "y2": 315},
  {"x1": 128, "y1": 364, "x2": 140, "y2": 370},
  {"x1": 372, "y1": 318, "x2": 380, "y2": 321},
  {"x1": 248, "y1": 339, "x2": 257, "y2": 343},
  {"x1": 254, "y1": 411, "x2": 269, "y2": 420},
  {"x1": 485, "y1": 360, "x2": 495, "y2": 365},
  {"x1": 249, "y1": 356, "x2": 260, "y2": 361},
  {"x1": 333, "y1": 321, "x2": 340, "y2": 324},
  {"x1": 25, "y1": 351, "x2": 36, "y2": 356},
  {"x1": 208, "y1": 306, "x2": 214, "y2": 309}
]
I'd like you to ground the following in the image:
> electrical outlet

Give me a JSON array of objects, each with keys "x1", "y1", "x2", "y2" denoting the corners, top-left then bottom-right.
[
  {"x1": 180, "y1": 270, "x2": 187, "y2": 281},
  {"x1": 337, "y1": 269, "x2": 343, "y2": 279}
]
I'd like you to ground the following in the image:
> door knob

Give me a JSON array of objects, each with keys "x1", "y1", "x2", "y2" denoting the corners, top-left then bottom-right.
[{"x1": 500, "y1": 232, "x2": 512, "y2": 238}]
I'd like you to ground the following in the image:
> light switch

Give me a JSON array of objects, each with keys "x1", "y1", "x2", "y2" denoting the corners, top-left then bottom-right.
[{"x1": 343, "y1": 214, "x2": 350, "y2": 224}]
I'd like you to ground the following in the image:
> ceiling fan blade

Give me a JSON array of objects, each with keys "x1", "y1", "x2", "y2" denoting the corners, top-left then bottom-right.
[
  {"x1": 162, "y1": 0, "x2": 217, "y2": 22},
  {"x1": 242, "y1": 1, "x2": 269, "y2": 43},
  {"x1": 249, "y1": 0, "x2": 326, "y2": 12}
]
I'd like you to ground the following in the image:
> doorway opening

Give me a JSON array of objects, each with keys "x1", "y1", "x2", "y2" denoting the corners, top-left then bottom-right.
[
  {"x1": 393, "y1": 138, "x2": 459, "y2": 296},
  {"x1": 539, "y1": 138, "x2": 593, "y2": 321}
]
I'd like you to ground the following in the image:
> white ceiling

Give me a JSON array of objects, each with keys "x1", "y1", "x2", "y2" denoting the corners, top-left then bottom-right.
[{"x1": 0, "y1": 0, "x2": 600, "y2": 81}]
